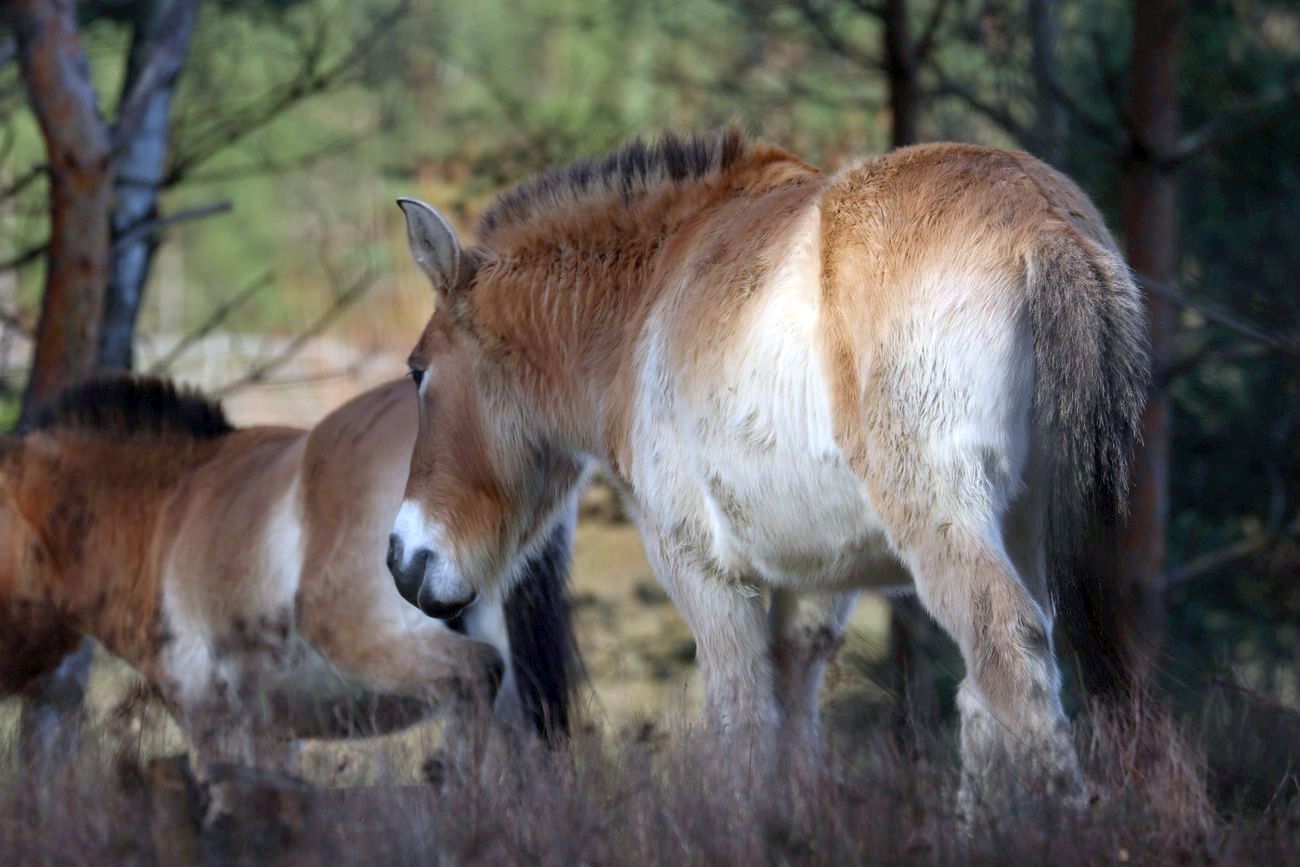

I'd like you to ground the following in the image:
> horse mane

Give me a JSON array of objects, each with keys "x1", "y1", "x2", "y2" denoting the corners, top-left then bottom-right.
[
  {"x1": 30, "y1": 376, "x2": 234, "y2": 441},
  {"x1": 477, "y1": 126, "x2": 753, "y2": 238}
]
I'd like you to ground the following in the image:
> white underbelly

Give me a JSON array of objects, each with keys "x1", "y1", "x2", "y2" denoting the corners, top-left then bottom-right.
[{"x1": 695, "y1": 444, "x2": 910, "y2": 592}]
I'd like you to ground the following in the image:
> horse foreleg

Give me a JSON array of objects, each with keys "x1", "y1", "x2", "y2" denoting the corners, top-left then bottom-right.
[
  {"x1": 645, "y1": 534, "x2": 778, "y2": 766},
  {"x1": 768, "y1": 589, "x2": 856, "y2": 764}
]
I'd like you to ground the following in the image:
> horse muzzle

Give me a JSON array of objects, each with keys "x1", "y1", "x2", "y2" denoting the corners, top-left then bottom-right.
[{"x1": 387, "y1": 534, "x2": 478, "y2": 620}]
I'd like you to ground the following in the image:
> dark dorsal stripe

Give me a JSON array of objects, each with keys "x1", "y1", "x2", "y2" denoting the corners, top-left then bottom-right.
[
  {"x1": 30, "y1": 376, "x2": 234, "y2": 441},
  {"x1": 477, "y1": 126, "x2": 751, "y2": 238}
]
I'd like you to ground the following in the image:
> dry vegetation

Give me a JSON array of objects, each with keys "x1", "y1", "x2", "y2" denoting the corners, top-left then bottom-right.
[
  {"x1": 0, "y1": 492, "x2": 1296, "y2": 864},
  {"x1": 1, "y1": 696, "x2": 1297, "y2": 865}
]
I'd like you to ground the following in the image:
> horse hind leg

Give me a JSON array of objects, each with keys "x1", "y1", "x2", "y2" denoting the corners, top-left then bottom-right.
[
  {"x1": 877, "y1": 458, "x2": 1082, "y2": 813},
  {"x1": 862, "y1": 336, "x2": 1082, "y2": 812},
  {"x1": 769, "y1": 589, "x2": 857, "y2": 764}
]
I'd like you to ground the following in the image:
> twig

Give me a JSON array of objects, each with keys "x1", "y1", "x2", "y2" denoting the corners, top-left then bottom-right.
[
  {"x1": 1169, "y1": 72, "x2": 1300, "y2": 166},
  {"x1": 247, "y1": 353, "x2": 379, "y2": 390},
  {"x1": 213, "y1": 271, "x2": 376, "y2": 397},
  {"x1": 0, "y1": 305, "x2": 31, "y2": 336},
  {"x1": 1137, "y1": 274, "x2": 1300, "y2": 355},
  {"x1": 1167, "y1": 516, "x2": 1300, "y2": 586},
  {"x1": 6, "y1": 200, "x2": 233, "y2": 272},
  {"x1": 928, "y1": 62, "x2": 1039, "y2": 149},
  {"x1": 177, "y1": 132, "x2": 370, "y2": 186},
  {"x1": 165, "y1": 1, "x2": 409, "y2": 187},
  {"x1": 146, "y1": 270, "x2": 274, "y2": 374},
  {"x1": 0, "y1": 163, "x2": 46, "y2": 202},
  {"x1": 913, "y1": 0, "x2": 954, "y2": 65},
  {"x1": 0, "y1": 239, "x2": 47, "y2": 273},
  {"x1": 111, "y1": 200, "x2": 231, "y2": 252},
  {"x1": 793, "y1": 0, "x2": 884, "y2": 72}
]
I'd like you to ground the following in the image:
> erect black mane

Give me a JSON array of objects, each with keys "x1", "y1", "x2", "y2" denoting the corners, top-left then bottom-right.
[
  {"x1": 30, "y1": 376, "x2": 234, "y2": 441},
  {"x1": 477, "y1": 126, "x2": 751, "y2": 238}
]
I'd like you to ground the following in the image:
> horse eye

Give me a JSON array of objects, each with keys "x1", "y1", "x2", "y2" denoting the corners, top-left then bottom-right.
[{"x1": 409, "y1": 369, "x2": 425, "y2": 388}]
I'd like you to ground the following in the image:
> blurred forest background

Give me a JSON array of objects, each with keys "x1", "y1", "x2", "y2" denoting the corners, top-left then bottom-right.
[{"x1": 1, "y1": 0, "x2": 1298, "y2": 808}]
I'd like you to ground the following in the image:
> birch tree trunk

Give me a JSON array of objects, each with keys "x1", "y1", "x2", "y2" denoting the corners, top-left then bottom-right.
[{"x1": 99, "y1": 0, "x2": 198, "y2": 371}]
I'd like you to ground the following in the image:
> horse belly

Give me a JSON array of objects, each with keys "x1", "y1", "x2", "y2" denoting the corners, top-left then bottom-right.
[{"x1": 699, "y1": 443, "x2": 908, "y2": 592}]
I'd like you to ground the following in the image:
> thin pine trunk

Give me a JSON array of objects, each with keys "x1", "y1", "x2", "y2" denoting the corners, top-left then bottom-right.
[
  {"x1": 1120, "y1": 0, "x2": 1183, "y2": 646},
  {"x1": 11, "y1": 0, "x2": 114, "y2": 422}
]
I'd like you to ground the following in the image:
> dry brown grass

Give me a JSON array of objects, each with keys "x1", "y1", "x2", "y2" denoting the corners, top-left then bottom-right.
[
  {"x1": 1, "y1": 687, "x2": 1297, "y2": 866},
  {"x1": 1, "y1": 497, "x2": 1296, "y2": 863}
]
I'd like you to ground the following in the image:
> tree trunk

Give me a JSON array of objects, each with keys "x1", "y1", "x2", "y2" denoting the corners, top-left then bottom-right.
[
  {"x1": 882, "y1": 0, "x2": 918, "y2": 148},
  {"x1": 99, "y1": 0, "x2": 197, "y2": 371},
  {"x1": 1029, "y1": 0, "x2": 1065, "y2": 166},
  {"x1": 878, "y1": 0, "x2": 934, "y2": 726},
  {"x1": 1121, "y1": 0, "x2": 1183, "y2": 646},
  {"x1": 11, "y1": 0, "x2": 114, "y2": 423}
]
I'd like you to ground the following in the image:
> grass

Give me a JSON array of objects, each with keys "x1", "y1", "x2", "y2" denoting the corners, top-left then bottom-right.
[
  {"x1": 0, "y1": 495, "x2": 1296, "y2": 863},
  {"x1": 1, "y1": 693, "x2": 1297, "y2": 866}
]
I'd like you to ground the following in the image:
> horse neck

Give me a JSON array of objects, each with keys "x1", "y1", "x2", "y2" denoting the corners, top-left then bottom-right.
[{"x1": 473, "y1": 154, "x2": 821, "y2": 457}]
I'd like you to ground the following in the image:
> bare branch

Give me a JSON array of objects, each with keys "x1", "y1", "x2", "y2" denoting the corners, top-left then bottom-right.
[
  {"x1": 0, "y1": 163, "x2": 47, "y2": 202},
  {"x1": 213, "y1": 271, "x2": 376, "y2": 397},
  {"x1": 793, "y1": 0, "x2": 885, "y2": 72},
  {"x1": 846, "y1": 0, "x2": 887, "y2": 16},
  {"x1": 928, "y1": 62, "x2": 1040, "y2": 148},
  {"x1": 110, "y1": 200, "x2": 231, "y2": 252},
  {"x1": 0, "y1": 239, "x2": 48, "y2": 273},
  {"x1": 1168, "y1": 72, "x2": 1300, "y2": 165},
  {"x1": 165, "y1": 1, "x2": 409, "y2": 187},
  {"x1": 110, "y1": 0, "x2": 200, "y2": 150},
  {"x1": 1047, "y1": 77, "x2": 1124, "y2": 148},
  {"x1": 1137, "y1": 274, "x2": 1300, "y2": 355},
  {"x1": 240, "y1": 353, "x2": 378, "y2": 391},
  {"x1": 913, "y1": 0, "x2": 954, "y2": 64},
  {"x1": 178, "y1": 132, "x2": 370, "y2": 186},
  {"x1": 1167, "y1": 516, "x2": 1300, "y2": 586},
  {"x1": 146, "y1": 271, "x2": 273, "y2": 375},
  {"x1": 4, "y1": 200, "x2": 231, "y2": 273}
]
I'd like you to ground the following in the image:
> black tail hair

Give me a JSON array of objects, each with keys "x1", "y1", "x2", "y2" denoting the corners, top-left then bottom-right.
[
  {"x1": 1029, "y1": 232, "x2": 1150, "y2": 700},
  {"x1": 503, "y1": 503, "x2": 583, "y2": 739}
]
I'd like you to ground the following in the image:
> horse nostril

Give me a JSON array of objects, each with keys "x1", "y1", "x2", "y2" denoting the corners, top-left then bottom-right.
[
  {"x1": 389, "y1": 536, "x2": 435, "y2": 608},
  {"x1": 386, "y1": 534, "x2": 403, "y2": 575}
]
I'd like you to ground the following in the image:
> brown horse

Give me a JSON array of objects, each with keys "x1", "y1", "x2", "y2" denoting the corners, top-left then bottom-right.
[
  {"x1": 0, "y1": 376, "x2": 580, "y2": 774},
  {"x1": 388, "y1": 129, "x2": 1148, "y2": 807}
]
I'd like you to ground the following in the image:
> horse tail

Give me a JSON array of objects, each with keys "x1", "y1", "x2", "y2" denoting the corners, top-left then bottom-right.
[
  {"x1": 1027, "y1": 227, "x2": 1150, "y2": 701},
  {"x1": 503, "y1": 499, "x2": 584, "y2": 740}
]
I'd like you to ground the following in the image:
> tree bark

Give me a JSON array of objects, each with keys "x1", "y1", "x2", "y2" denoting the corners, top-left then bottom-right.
[
  {"x1": 99, "y1": 0, "x2": 198, "y2": 371},
  {"x1": 10, "y1": 0, "x2": 114, "y2": 422},
  {"x1": 883, "y1": 0, "x2": 918, "y2": 148},
  {"x1": 1121, "y1": 0, "x2": 1183, "y2": 645},
  {"x1": 8, "y1": 0, "x2": 116, "y2": 758}
]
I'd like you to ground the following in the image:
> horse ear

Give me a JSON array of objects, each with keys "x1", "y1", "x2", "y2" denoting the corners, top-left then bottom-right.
[{"x1": 397, "y1": 198, "x2": 465, "y2": 297}]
